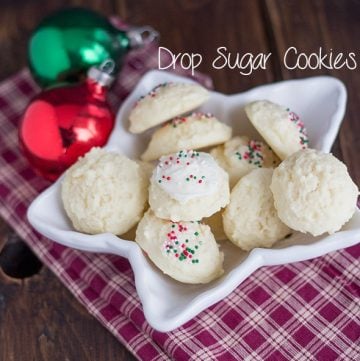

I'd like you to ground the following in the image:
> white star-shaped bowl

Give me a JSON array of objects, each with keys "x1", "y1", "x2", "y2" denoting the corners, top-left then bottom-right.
[{"x1": 28, "y1": 70, "x2": 360, "y2": 332}]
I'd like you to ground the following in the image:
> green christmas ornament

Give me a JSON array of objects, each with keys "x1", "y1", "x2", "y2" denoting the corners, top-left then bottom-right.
[{"x1": 28, "y1": 7, "x2": 158, "y2": 88}]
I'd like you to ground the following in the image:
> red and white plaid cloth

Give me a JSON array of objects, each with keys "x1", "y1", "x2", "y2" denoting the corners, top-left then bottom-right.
[{"x1": 0, "y1": 42, "x2": 359, "y2": 361}]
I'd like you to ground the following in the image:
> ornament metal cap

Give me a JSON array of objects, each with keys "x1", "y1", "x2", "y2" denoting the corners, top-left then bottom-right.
[
  {"x1": 127, "y1": 26, "x2": 159, "y2": 49},
  {"x1": 87, "y1": 59, "x2": 116, "y2": 87}
]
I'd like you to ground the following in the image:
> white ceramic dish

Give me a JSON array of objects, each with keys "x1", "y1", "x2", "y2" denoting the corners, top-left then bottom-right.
[{"x1": 28, "y1": 70, "x2": 360, "y2": 332}]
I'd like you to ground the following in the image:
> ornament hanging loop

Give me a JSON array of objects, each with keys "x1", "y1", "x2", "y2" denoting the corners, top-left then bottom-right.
[
  {"x1": 127, "y1": 26, "x2": 159, "y2": 48},
  {"x1": 88, "y1": 59, "x2": 116, "y2": 87},
  {"x1": 99, "y1": 59, "x2": 116, "y2": 75}
]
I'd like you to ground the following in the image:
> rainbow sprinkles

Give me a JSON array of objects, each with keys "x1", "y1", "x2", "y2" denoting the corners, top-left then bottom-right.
[
  {"x1": 165, "y1": 112, "x2": 214, "y2": 128},
  {"x1": 287, "y1": 109, "x2": 309, "y2": 149},
  {"x1": 134, "y1": 82, "x2": 172, "y2": 107},
  {"x1": 162, "y1": 221, "x2": 202, "y2": 263},
  {"x1": 235, "y1": 140, "x2": 265, "y2": 167}
]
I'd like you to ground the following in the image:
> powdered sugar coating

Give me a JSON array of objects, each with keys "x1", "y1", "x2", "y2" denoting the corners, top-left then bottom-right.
[
  {"x1": 141, "y1": 112, "x2": 232, "y2": 161},
  {"x1": 136, "y1": 210, "x2": 224, "y2": 284},
  {"x1": 61, "y1": 148, "x2": 148, "y2": 235},
  {"x1": 129, "y1": 82, "x2": 209, "y2": 133},
  {"x1": 223, "y1": 168, "x2": 290, "y2": 250},
  {"x1": 271, "y1": 149, "x2": 358, "y2": 236},
  {"x1": 245, "y1": 100, "x2": 309, "y2": 160}
]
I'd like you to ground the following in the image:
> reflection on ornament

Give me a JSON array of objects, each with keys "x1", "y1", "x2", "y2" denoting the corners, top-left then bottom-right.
[
  {"x1": 28, "y1": 7, "x2": 158, "y2": 87},
  {"x1": 19, "y1": 61, "x2": 116, "y2": 181}
]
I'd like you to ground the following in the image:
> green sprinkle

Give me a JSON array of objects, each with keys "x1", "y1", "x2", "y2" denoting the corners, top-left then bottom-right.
[{"x1": 194, "y1": 232, "x2": 199, "y2": 236}]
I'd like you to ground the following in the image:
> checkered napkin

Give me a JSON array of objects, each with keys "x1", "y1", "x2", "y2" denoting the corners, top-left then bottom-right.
[{"x1": 0, "y1": 42, "x2": 359, "y2": 361}]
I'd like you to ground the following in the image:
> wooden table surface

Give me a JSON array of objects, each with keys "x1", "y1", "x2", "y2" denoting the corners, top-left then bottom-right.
[{"x1": 0, "y1": 1, "x2": 359, "y2": 360}]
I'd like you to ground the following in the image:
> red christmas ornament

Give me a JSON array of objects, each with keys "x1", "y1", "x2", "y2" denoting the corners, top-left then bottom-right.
[{"x1": 19, "y1": 60, "x2": 116, "y2": 181}]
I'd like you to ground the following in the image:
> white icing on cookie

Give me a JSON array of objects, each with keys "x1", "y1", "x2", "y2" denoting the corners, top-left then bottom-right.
[{"x1": 153, "y1": 150, "x2": 220, "y2": 203}]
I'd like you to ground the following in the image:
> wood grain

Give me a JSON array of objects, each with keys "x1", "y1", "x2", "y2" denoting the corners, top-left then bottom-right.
[
  {"x1": 0, "y1": 0, "x2": 359, "y2": 360},
  {"x1": 115, "y1": 0, "x2": 275, "y2": 92},
  {"x1": 265, "y1": 0, "x2": 360, "y2": 183},
  {"x1": 0, "y1": 1, "x2": 272, "y2": 359},
  {"x1": 0, "y1": 267, "x2": 136, "y2": 361}
]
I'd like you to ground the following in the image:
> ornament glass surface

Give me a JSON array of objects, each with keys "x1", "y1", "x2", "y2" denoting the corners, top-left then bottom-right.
[
  {"x1": 19, "y1": 64, "x2": 115, "y2": 181},
  {"x1": 28, "y1": 8, "x2": 130, "y2": 88}
]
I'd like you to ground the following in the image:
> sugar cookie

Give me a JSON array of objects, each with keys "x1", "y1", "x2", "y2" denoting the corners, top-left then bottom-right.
[
  {"x1": 129, "y1": 82, "x2": 209, "y2": 133},
  {"x1": 211, "y1": 136, "x2": 280, "y2": 188},
  {"x1": 141, "y1": 112, "x2": 232, "y2": 161},
  {"x1": 136, "y1": 210, "x2": 224, "y2": 284},
  {"x1": 149, "y1": 150, "x2": 230, "y2": 221},
  {"x1": 271, "y1": 149, "x2": 359, "y2": 236},
  {"x1": 223, "y1": 168, "x2": 290, "y2": 250},
  {"x1": 245, "y1": 100, "x2": 308, "y2": 160},
  {"x1": 62, "y1": 148, "x2": 148, "y2": 235}
]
